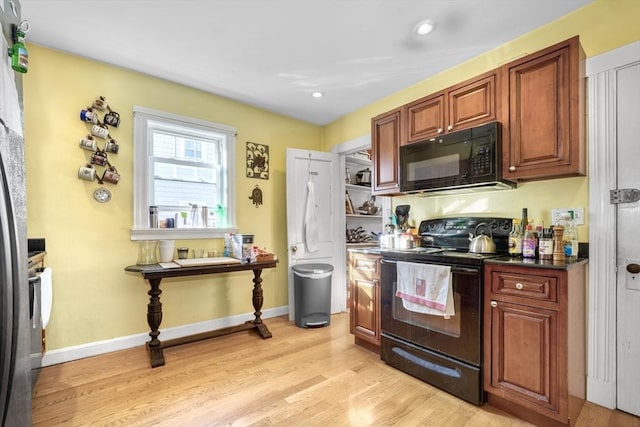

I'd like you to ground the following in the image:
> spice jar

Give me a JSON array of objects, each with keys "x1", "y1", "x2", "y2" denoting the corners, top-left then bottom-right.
[{"x1": 539, "y1": 228, "x2": 554, "y2": 260}]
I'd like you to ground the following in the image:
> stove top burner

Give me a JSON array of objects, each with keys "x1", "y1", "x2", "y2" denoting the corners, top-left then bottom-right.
[{"x1": 380, "y1": 216, "x2": 513, "y2": 265}]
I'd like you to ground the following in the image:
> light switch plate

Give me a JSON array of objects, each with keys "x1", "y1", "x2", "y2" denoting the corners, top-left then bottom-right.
[{"x1": 551, "y1": 207, "x2": 584, "y2": 225}]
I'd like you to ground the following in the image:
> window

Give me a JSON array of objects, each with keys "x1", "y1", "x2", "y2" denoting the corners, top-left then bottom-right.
[{"x1": 131, "y1": 106, "x2": 237, "y2": 240}]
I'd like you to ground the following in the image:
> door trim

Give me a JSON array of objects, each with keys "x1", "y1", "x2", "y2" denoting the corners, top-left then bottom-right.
[{"x1": 586, "y1": 40, "x2": 640, "y2": 409}]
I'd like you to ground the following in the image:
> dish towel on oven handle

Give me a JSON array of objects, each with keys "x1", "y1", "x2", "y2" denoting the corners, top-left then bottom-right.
[{"x1": 396, "y1": 261, "x2": 455, "y2": 318}]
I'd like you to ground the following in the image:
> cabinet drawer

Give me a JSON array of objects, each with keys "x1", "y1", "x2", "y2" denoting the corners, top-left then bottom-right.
[
  {"x1": 351, "y1": 254, "x2": 381, "y2": 277},
  {"x1": 491, "y1": 272, "x2": 557, "y2": 303}
]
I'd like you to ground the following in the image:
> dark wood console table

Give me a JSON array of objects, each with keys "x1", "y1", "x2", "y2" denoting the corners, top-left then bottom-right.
[{"x1": 125, "y1": 259, "x2": 278, "y2": 368}]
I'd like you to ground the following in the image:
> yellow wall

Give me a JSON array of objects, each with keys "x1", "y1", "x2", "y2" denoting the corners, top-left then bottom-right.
[
  {"x1": 25, "y1": 0, "x2": 640, "y2": 353},
  {"x1": 24, "y1": 45, "x2": 322, "y2": 350},
  {"x1": 324, "y1": 0, "x2": 640, "y2": 239}
]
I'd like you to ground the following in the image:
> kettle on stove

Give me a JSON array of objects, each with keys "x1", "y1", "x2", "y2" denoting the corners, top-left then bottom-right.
[{"x1": 468, "y1": 222, "x2": 496, "y2": 254}]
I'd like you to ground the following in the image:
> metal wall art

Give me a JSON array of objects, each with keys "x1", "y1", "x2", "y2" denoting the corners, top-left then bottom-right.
[
  {"x1": 249, "y1": 185, "x2": 263, "y2": 208},
  {"x1": 246, "y1": 141, "x2": 269, "y2": 180}
]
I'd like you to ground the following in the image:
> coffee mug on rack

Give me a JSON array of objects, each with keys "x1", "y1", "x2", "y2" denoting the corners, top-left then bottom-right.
[
  {"x1": 92, "y1": 96, "x2": 108, "y2": 111},
  {"x1": 78, "y1": 164, "x2": 96, "y2": 181},
  {"x1": 79, "y1": 135, "x2": 97, "y2": 151},
  {"x1": 91, "y1": 124, "x2": 109, "y2": 139},
  {"x1": 103, "y1": 110, "x2": 120, "y2": 127},
  {"x1": 101, "y1": 167, "x2": 120, "y2": 184},
  {"x1": 104, "y1": 138, "x2": 119, "y2": 154},
  {"x1": 80, "y1": 108, "x2": 98, "y2": 124},
  {"x1": 90, "y1": 150, "x2": 108, "y2": 167}
]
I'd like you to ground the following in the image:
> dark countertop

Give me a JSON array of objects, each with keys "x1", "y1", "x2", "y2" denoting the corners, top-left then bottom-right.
[
  {"x1": 485, "y1": 256, "x2": 588, "y2": 270},
  {"x1": 349, "y1": 246, "x2": 588, "y2": 270}
]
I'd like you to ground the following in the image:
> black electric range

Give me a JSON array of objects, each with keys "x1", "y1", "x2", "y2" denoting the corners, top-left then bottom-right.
[{"x1": 378, "y1": 216, "x2": 512, "y2": 405}]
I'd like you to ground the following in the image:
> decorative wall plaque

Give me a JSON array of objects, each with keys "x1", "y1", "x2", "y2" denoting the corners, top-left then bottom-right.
[{"x1": 246, "y1": 141, "x2": 269, "y2": 180}]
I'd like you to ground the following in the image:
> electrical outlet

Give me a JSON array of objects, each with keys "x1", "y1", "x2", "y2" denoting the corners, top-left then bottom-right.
[{"x1": 551, "y1": 207, "x2": 584, "y2": 225}]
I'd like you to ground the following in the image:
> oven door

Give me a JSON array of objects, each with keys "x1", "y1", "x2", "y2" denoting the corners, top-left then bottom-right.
[{"x1": 380, "y1": 258, "x2": 482, "y2": 366}]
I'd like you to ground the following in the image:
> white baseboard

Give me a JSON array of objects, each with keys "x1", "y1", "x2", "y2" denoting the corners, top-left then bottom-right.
[
  {"x1": 41, "y1": 306, "x2": 289, "y2": 367},
  {"x1": 587, "y1": 376, "x2": 616, "y2": 410}
]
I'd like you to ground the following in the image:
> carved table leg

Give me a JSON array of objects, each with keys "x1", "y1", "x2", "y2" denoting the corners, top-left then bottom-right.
[
  {"x1": 146, "y1": 278, "x2": 165, "y2": 367},
  {"x1": 250, "y1": 268, "x2": 272, "y2": 338}
]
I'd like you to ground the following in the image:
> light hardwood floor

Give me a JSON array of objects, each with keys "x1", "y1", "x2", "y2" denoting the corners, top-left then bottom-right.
[{"x1": 33, "y1": 313, "x2": 640, "y2": 426}]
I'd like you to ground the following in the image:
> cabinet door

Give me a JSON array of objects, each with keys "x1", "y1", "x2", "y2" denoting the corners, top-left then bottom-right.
[
  {"x1": 371, "y1": 108, "x2": 401, "y2": 195},
  {"x1": 350, "y1": 276, "x2": 379, "y2": 344},
  {"x1": 488, "y1": 300, "x2": 560, "y2": 415},
  {"x1": 405, "y1": 93, "x2": 445, "y2": 143},
  {"x1": 448, "y1": 72, "x2": 497, "y2": 133},
  {"x1": 502, "y1": 36, "x2": 585, "y2": 181}
]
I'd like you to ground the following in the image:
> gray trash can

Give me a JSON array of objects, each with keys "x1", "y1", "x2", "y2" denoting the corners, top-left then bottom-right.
[{"x1": 292, "y1": 263, "x2": 333, "y2": 328}]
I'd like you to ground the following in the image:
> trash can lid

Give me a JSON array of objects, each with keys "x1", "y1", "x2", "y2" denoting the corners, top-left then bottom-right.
[{"x1": 291, "y1": 263, "x2": 334, "y2": 275}]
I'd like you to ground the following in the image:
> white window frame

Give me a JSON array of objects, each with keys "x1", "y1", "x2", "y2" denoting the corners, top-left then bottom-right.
[{"x1": 130, "y1": 106, "x2": 238, "y2": 241}]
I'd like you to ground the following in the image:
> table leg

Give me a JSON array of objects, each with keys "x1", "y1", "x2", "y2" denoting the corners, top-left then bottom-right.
[
  {"x1": 250, "y1": 268, "x2": 272, "y2": 338},
  {"x1": 146, "y1": 278, "x2": 165, "y2": 367}
]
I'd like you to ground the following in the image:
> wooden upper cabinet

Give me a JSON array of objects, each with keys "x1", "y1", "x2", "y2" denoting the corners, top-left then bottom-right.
[
  {"x1": 501, "y1": 36, "x2": 585, "y2": 181},
  {"x1": 404, "y1": 93, "x2": 445, "y2": 144},
  {"x1": 405, "y1": 70, "x2": 498, "y2": 144},
  {"x1": 371, "y1": 108, "x2": 401, "y2": 195}
]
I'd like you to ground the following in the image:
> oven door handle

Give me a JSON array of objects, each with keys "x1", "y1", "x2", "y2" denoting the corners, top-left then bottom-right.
[{"x1": 381, "y1": 258, "x2": 479, "y2": 275}]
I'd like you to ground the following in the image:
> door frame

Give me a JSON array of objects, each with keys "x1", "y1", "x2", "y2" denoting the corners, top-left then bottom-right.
[
  {"x1": 330, "y1": 134, "x2": 391, "y2": 314},
  {"x1": 586, "y1": 40, "x2": 640, "y2": 409}
]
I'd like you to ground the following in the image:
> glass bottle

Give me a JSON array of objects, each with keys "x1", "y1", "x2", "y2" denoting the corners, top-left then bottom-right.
[
  {"x1": 539, "y1": 228, "x2": 554, "y2": 260},
  {"x1": 522, "y1": 224, "x2": 536, "y2": 258},
  {"x1": 557, "y1": 213, "x2": 579, "y2": 258},
  {"x1": 508, "y1": 219, "x2": 523, "y2": 257},
  {"x1": 521, "y1": 208, "x2": 529, "y2": 231}
]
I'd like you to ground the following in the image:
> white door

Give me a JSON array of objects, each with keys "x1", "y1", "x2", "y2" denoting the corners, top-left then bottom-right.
[
  {"x1": 616, "y1": 61, "x2": 640, "y2": 417},
  {"x1": 286, "y1": 149, "x2": 342, "y2": 321}
]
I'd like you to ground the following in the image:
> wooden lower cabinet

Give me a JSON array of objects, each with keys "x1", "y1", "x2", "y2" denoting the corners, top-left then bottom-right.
[
  {"x1": 349, "y1": 252, "x2": 381, "y2": 352},
  {"x1": 483, "y1": 261, "x2": 586, "y2": 427}
]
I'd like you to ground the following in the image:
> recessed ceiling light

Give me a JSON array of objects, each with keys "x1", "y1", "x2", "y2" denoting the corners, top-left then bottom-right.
[
  {"x1": 312, "y1": 91, "x2": 324, "y2": 98},
  {"x1": 414, "y1": 19, "x2": 435, "y2": 36}
]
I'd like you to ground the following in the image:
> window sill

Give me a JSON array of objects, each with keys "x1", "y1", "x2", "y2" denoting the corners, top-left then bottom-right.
[{"x1": 130, "y1": 227, "x2": 239, "y2": 241}]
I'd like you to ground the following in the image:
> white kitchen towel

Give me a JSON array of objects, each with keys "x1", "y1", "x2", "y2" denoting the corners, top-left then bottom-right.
[
  {"x1": 396, "y1": 261, "x2": 455, "y2": 317},
  {"x1": 303, "y1": 179, "x2": 319, "y2": 253},
  {"x1": 40, "y1": 267, "x2": 53, "y2": 329}
]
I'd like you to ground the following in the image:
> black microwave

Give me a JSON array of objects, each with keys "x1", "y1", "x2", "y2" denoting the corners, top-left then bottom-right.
[{"x1": 399, "y1": 121, "x2": 515, "y2": 194}]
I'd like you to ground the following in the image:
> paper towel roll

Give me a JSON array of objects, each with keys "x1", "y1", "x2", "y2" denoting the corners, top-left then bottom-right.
[{"x1": 40, "y1": 267, "x2": 53, "y2": 329}]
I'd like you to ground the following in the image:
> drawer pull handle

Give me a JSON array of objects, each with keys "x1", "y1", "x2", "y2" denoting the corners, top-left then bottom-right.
[
  {"x1": 490, "y1": 301, "x2": 498, "y2": 308},
  {"x1": 515, "y1": 282, "x2": 524, "y2": 290}
]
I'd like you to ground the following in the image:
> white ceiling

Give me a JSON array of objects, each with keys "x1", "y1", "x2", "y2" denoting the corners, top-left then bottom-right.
[{"x1": 19, "y1": 0, "x2": 593, "y2": 126}]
